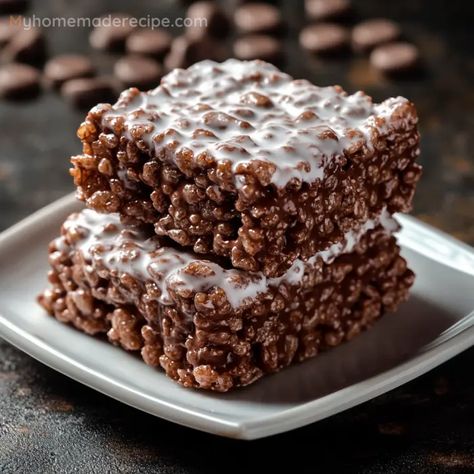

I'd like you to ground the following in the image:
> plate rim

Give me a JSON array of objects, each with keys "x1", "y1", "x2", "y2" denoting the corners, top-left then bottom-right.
[{"x1": 0, "y1": 193, "x2": 473, "y2": 440}]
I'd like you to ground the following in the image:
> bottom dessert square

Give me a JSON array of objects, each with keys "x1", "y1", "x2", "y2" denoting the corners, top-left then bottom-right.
[{"x1": 38, "y1": 209, "x2": 414, "y2": 392}]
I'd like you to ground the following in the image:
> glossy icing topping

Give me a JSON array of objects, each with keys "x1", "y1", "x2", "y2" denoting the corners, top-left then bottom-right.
[
  {"x1": 102, "y1": 59, "x2": 408, "y2": 187},
  {"x1": 57, "y1": 208, "x2": 398, "y2": 309}
]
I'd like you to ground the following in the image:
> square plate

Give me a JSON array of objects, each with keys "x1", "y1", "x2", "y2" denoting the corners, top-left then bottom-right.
[{"x1": 0, "y1": 194, "x2": 473, "y2": 440}]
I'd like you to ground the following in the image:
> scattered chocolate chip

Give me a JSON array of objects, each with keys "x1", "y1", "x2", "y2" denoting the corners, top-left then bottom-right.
[
  {"x1": 186, "y1": 1, "x2": 229, "y2": 39},
  {"x1": 164, "y1": 36, "x2": 190, "y2": 70},
  {"x1": 370, "y1": 42, "x2": 419, "y2": 75},
  {"x1": 305, "y1": 0, "x2": 352, "y2": 21},
  {"x1": 126, "y1": 29, "x2": 172, "y2": 59},
  {"x1": 44, "y1": 54, "x2": 95, "y2": 89},
  {"x1": 0, "y1": 17, "x2": 22, "y2": 47},
  {"x1": 61, "y1": 77, "x2": 116, "y2": 109},
  {"x1": 164, "y1": 35, "x2": 226, "y2": 71},
  {"x1": 1, "y1": 27, "x2": 46, "y2": 64},
  {"x1": 0, "y1": 63, "x2": 40, "y2": 99},
  {"x1": 114, "y1": 55, "x2": 162, "y2": 90},
  {"x1": 89, "y1": 13, "x2": 135, "y2": 51},
  {"x1": 233, "y1": 34, "x2": 283, "y2": 64},
  {"x1": 234, "y1": 3, "x2": 283, "y2": 35},
  {"x1": 300, "y1": 23, "x2": 349, "y2": 54},
  {"x1": 352, "y1": 18, "x2": 401, "y2": 52},
  {"x1": 0, "y1": 0, "x2": 28, "y2": 14}
]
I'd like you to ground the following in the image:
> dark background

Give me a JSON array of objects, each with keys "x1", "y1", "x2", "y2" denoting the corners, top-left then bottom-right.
[{"x1": 1, "y1": 0, "x2": 473, "y2": 472}]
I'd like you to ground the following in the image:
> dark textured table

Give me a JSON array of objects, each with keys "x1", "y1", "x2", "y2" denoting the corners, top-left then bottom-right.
[{"x1": 1, "y1": 0, "x2": 473, "y2": 472}]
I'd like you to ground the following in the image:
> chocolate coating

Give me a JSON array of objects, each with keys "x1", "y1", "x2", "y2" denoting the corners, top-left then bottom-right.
[
  {"x1": 352, "y1": 18, "x2": 401, "y2": 52},
  {"x1": 61, "y1": 77, "x2": 116, "y2": 110},
  {"x1": 233, "y1": 34, "x2": 283, "y2": 63},
  {"x1": 89, "y1": 13, "x2": 135, "y2": 51},
  {"x1": 44, "y1": 54, "x2": 95, "y2": 89},
  {"x1": 305, "y1": 0, "x2": 352, "y2": 21},
  {"x1": 370, "y1": 42, "x2": 419, "y2": 74},
  {"x1": 234, "y1": 3, "x2": 283, "y2": 35},
  {"x1": 300, "y1": 23, "x2": 350, "y2": 54},
  {"x1": 164, "y1": 35, "x2": 226, "y2": 70},
  {"x1": 1, "y1": 27, "x2": 46, "y2": 64},
  {"x1": 0, "y1": 62, "x2": 40, "y2": 99},
  {"x1": 114, "y1": 55, "x2": 162, "y2": 90},
  {"x1": 126, "y1": 29, "x2": 172, "y2": 59},
  {"x1": 185, "y1": 1, "x2": 229, "y2": 39},
  {"x1": 0, "y1": 17, "x2": 22, "y2": 47}
]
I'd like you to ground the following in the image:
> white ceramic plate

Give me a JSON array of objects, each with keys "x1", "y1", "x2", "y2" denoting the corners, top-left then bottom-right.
[{"x1": 0, "y1": 194, "x2": 473, "y2": 440}]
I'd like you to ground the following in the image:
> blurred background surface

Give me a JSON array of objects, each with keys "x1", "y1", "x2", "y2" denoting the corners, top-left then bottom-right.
[{"x1": 0, "y1": 1, "x2": 473, "y2": 472}]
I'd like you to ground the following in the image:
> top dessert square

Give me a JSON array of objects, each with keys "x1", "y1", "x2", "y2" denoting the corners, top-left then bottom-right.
[{"x1": 72, "y1": 59, "x2": 421, "y2": 277}]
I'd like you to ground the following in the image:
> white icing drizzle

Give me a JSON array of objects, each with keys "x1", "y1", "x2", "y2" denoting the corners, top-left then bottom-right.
[
  {"x1": 58, "y1": 208, "x2": 398, "y2": 310},
  {"x1": 101, "y1": 59, "x2": 408, "y2": 188}
]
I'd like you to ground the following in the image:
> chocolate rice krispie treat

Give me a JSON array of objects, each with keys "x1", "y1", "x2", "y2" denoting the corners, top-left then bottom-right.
[
  {"x1": 71, "y1": 59, "x2": 421, "y2": 277},
  {"x1": 39, "y1": 208, "x2": 414, "y2": 392}
]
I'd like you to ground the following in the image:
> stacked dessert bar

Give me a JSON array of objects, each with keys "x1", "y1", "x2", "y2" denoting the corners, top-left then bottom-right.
[{"x1": 39, "y1": 59, "x2": 421, "y2": 391}]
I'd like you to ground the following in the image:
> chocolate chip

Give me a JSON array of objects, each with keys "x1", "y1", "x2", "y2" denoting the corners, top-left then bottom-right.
[
  {"x1": 234, "y1": 3, "x2": 283, "y2": 35},
  {"x1": 89, "y1": 13, "x2": 135, "y2": 51},
  {"x1": 114, "y1": 55, "x2": 162, "y2": 90},
  {"x1": 0, "y1": 0, "x2": 28, "y2": 14},
  {"x1": 0, "y1": 17, "x2": 22, "y2": 47},
  {"x1": 44, "y1": 54, "x2": 95, "y2": 89},
  {"x1": 0, "y1": 63, "x2": 40, "y2": 99},
  {"x1": 233, "y1": 35, "x2": 283, "y2": 64},
  {"x1": 61, "y1": 77, "x2": 116, "y2": 110},
  {"x1": 370, "y1": 42, "x2": 419, "y2": 75},
  {"x1": 186, "y1": 1, "x2": 229, "y2": 39},
  {"x1": 1, "y1": 27, "x2": 46, "y2": 64},
  {"x1": 164, "y1": 35, "x2": 226, "y2": 71},
  {"x1": 126, "y1": 29, "x2": 172, "y2": 59},
  {"x1": 300, "y1": 23, "x2": 349, "y2": 54},
  {"x1": 352, "y1": 18, "x2": 401, "y2": 52},
  {"x1": 305, "y1": 0, "x2": 352, "y2": 21}
]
